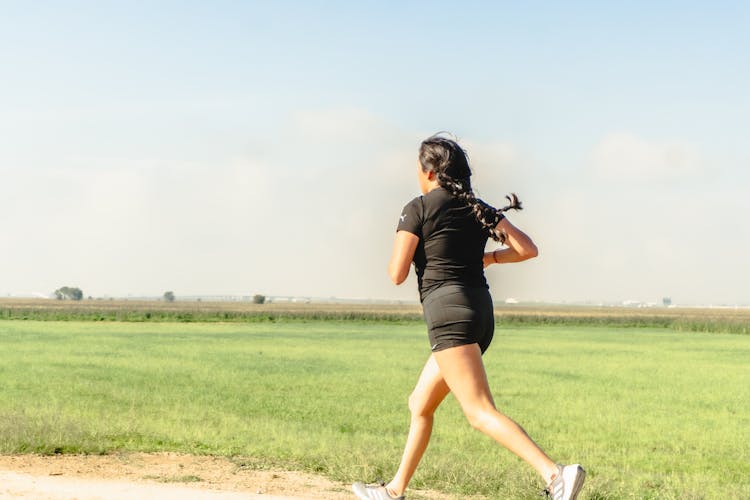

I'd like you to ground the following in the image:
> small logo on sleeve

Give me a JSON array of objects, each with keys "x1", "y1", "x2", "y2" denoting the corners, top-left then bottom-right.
[{"x1": 399, "y1": 214, "x2": 406, "y2": 222}]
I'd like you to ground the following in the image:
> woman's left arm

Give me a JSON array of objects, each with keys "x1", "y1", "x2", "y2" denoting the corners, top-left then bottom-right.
[
  {"x1": 483, "y1": 218, "x2": 538, "y2": 268},
  {"x1": 388, "y1": 230, "x2": 419, "y2": 284}
]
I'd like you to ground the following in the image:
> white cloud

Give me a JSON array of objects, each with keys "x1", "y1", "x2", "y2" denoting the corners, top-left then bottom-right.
[
  {"x1": 590, "y1": 132, "x2": 703, "y2": 182},
  {"x1": 2, "y1": 112, "x2": 747, "y2": 305},
  {"x1": 0, "y1": 107, "x2": 425, "y2": 298}
]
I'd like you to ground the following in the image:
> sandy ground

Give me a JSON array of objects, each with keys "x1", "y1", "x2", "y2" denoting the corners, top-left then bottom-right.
[
  {"x1": 0, "y1": 453, "x2": 353, "y2": 499},
  {"x1": 0, "y1": 452, "x2": 479, "y2": 500}
]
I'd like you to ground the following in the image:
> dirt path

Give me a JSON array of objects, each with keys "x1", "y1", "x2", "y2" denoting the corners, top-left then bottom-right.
[
  {"x1": 0, "y1": 453, "x2": 467, "y2": 500},
  {"x1": 0, "y1": 452, "x2": 352, "y2": 499}
]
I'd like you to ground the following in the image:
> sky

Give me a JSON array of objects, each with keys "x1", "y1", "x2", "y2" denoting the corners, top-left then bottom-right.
[{"x1": 1, "y1": 1, "x2": 748, "y2": 305}]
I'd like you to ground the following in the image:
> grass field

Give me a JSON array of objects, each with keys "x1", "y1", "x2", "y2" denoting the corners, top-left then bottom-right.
[{"x1": 1, "y1": 319, "x2": 749, "y2": 499}]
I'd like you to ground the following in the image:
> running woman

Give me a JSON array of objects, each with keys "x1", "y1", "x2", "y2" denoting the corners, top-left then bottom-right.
[{"x1": 352, "y1": 134, "x2": 585, "y2": 500}]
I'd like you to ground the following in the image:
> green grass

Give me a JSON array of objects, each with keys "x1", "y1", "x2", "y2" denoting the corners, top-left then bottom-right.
[
  {"x1": 142, "y1": 474, "x2": 204, "y2": 483},
  {"x1": 1, "y1": 320, "x2": 748, "y2": 499}
]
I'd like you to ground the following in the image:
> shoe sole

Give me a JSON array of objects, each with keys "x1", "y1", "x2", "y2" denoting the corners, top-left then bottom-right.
[
  {"x1": 352, "y1": 483, "x2": 368, "y2": 500},
  {"x1": 565, "y1": 465, "x2": 586, "y2": 500}
]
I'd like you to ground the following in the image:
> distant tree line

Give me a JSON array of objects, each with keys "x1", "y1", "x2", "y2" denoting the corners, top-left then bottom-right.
[{"x1": 51, "y1": 288, "x2": 267, "y2": 303}]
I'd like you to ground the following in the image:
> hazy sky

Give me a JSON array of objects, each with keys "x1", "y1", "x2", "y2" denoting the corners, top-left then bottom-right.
[{"x1": 1, "y1": 1, "x2": 748, "y2": 305}]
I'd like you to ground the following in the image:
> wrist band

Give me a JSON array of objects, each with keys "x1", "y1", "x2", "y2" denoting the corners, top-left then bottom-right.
[{"x1": 493, "y1": 250, "x2": 498, "y2": 264}]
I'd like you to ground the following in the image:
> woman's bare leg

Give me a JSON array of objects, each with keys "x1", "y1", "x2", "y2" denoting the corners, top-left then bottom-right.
[
  {"x1": 385, "y1": 355, "x2": 450, "y2": 496},
  {"x1": 432, "y1": 343, "x2": 559, "y2": 483}
]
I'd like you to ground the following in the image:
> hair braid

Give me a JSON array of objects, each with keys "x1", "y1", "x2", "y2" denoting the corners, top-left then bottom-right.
[{"x1": 419, "y1": 133, "x2": 523, "y2": 244}]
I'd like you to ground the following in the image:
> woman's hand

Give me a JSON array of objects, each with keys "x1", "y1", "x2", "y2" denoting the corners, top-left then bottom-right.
[
  {"x1": 483, "y1": 251, "x2": 497, "y2": 268},
  {"x1": 484, "y1": 218, "x2": 538, "y2": 267}
]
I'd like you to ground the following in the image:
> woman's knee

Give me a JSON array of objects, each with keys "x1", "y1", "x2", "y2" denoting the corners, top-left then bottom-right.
[
  {"x1": 463, "y1": 405, "x2": 498, "y2": 433},
  {"x1": 408, "y1": 391, "x2": 436, "y2": 418}
]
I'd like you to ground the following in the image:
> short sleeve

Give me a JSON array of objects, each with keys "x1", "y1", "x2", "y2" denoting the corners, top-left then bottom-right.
[
  {"x1": 396, "y1": 196, "x2": 423, "y2": 236},
  {"x1": 477, "y1": 198, "x2": 505, "y2": 226}
]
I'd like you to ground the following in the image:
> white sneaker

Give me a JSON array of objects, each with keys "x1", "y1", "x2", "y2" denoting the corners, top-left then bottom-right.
[
  {"x1": 543, "y1": 464, "x2": 586, "y2": 500},
  {"x1": 352, "y1": 481, "x2": 405, "y2": 500}
]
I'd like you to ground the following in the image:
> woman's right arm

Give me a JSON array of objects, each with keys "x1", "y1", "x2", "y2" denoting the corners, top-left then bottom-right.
[
  {"x1": 388, "y1": 230, "x2": 419, "y2": 284},
  {"x1": 483, "y1": 218, "x2": 538, "y2": 268}
]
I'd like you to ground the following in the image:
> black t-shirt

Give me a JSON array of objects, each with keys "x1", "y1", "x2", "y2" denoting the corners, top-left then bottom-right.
[{"x1": 396, "y1": 187, "x2": 503, "y2": 302}]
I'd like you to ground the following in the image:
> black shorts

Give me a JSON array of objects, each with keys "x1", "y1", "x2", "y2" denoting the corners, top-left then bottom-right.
[{"x1": 422, "y1": 284, "x2": 495, "y2": 354}]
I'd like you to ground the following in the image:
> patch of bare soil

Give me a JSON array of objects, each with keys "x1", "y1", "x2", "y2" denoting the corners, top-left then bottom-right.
[
  {"x1": 0, "y1": 452, "x2": 350, "y2": 499},
  {"x1": 0, "y1": 453, "x2": 468, "y2": 499}
]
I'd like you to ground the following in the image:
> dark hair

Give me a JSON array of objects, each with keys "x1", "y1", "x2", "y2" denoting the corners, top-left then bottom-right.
[{"x1": 418, "y1": 133, "x2": 522, "y2": 243}]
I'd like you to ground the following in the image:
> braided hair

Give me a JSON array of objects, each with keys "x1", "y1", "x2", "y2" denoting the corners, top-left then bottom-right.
[{"x1": 418, "y1": 133, "x2": 522, "y2": 244}]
